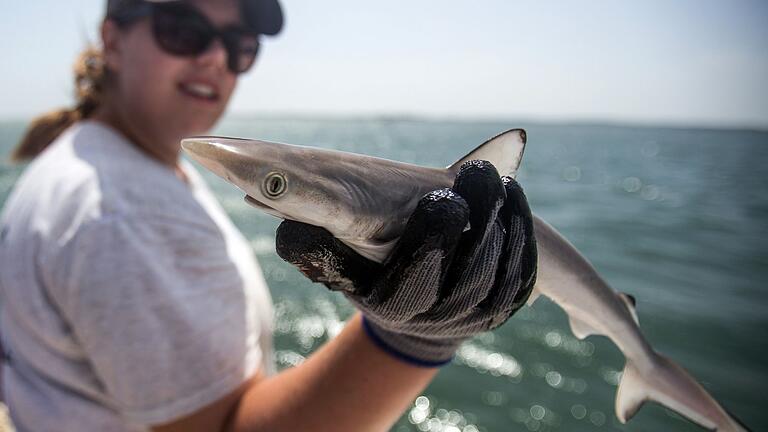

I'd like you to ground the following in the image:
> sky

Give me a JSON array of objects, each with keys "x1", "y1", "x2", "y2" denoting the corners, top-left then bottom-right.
[{"x1": 2, "y1": 0, "x2": 767, "y2": 128}]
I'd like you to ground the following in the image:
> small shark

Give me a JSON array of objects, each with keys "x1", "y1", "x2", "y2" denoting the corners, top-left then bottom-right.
[{"x1": 182, "y1": 129, "x2": 749, "y2": 432}]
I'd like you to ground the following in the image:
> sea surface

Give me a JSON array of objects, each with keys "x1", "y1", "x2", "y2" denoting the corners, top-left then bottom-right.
[{"x1": 1, "y1": 117, "x2": 766, "y2": 431}]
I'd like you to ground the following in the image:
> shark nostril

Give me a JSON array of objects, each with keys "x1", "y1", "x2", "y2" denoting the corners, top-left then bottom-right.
[{"x1": 263, "y1": 172, "x2": 287, "y2": 198}]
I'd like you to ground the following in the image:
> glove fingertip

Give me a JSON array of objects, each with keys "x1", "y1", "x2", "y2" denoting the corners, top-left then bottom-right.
[
  {"x1": 453, "y1": 160, "x2": 506, "y2": 232},
  {"x1": 415, "y1": 188, "x2": 470, "y2": 237},
  {"x1": 388, "y1": 188, "x2": 469, "y2": 264},
  {"x1": 501, "y1": 176, "x2": 533, "y2": 219}
]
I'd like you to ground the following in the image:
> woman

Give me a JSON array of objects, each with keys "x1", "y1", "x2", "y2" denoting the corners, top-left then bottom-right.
[{"x1": 0, "y1": 0, "x2": 537, "y2": 431}]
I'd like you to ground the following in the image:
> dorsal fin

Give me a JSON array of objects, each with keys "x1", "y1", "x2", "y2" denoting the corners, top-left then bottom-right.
[{"x1": 448, "y1": 128, "x2": 527, "y2": 178}]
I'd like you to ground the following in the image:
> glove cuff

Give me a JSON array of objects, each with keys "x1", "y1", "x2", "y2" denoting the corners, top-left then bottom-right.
[{"x1": 361, "y1": 316, "x2": 463, "y2": 368}]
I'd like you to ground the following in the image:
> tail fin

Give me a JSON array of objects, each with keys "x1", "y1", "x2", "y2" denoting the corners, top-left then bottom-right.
[
  {"x1": 448, "y1": 129, "x2": 527, "y2": 178},
  {"x1": 616, "y1": 354, "x2": 749, "y2": 432}
]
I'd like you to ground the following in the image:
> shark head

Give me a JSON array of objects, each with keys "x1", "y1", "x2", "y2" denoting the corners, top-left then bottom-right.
[{"x1": 181, "y1": 137, "x2": 359, "y2": 231}]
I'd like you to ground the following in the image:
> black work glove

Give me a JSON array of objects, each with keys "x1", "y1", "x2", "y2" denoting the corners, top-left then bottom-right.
[{"x1": 276, "y1": 160, "x2": 537, "y2": 366}]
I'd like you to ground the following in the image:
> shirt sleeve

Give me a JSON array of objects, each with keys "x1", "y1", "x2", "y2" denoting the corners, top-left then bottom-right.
[{"x1": 46, "y1": 212, "x2": 264, "y2": 426}]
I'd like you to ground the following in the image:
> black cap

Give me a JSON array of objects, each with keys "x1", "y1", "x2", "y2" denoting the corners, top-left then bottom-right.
[{"x1": 106, "y1": 0, "x2": 284, "y2": 35}]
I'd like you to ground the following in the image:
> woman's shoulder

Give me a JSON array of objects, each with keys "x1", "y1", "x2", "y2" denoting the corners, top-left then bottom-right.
[
  {"x1": 6, "y1": 121, "x2": 217, "y2": 241},
  {"x1": 68, "y1": 121, "x2": 207, "y2": 217}
]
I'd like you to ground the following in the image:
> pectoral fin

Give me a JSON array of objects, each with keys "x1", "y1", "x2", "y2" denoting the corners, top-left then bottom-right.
[{"x1": 568, "y1": 314, "x2": 598, "y2": 340}]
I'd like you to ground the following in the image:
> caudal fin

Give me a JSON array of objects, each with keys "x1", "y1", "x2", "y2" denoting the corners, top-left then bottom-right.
[{"x1": 616, "y1": 354, "x2": 750, "y2": 432}]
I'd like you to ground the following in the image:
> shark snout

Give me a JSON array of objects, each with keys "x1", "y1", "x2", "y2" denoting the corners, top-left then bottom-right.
[
  {"x1": 181, "y1": 138, "x2": 232, "y2": 181},
  {"x1": 180, "y1": 137, "x2": 215, "y2": 159},
  {"x1": 181, "y1": 137, "x2": 255, "y2": 185}
]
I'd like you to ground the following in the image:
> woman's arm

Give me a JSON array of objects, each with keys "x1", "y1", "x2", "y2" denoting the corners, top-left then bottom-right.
[
  {"x1": 229, "y1": 313, "x2": 436, "y2": 431},
  {"x1": 153, "y1": 314, "x2": 437, "y2": 432}
]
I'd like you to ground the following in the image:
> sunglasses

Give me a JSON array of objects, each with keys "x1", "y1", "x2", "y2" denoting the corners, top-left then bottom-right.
[{"x1": 111, "y1": 2, "x2": 260, "y2": 74}]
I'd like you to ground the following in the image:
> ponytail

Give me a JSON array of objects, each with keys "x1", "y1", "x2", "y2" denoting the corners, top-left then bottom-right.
[{"x1": 11, "y1": 48, "x2": 107, "y2": 162}]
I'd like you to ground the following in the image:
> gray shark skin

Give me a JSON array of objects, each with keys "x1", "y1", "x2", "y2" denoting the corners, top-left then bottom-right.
[{"x1": 181, "y1": 129, "x2": 748, "y2": 432}]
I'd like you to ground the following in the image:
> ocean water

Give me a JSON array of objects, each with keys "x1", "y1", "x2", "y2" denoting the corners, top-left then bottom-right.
[{"x1": 1, "y1": 117, "x2": 766, "y2": 431}]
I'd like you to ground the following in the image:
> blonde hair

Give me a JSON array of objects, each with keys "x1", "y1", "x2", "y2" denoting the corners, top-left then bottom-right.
[{"x1": 11, "y1": 47, "x2": 107, "y2": 162}]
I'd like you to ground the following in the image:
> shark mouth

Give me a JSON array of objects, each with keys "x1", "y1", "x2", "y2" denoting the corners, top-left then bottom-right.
[{"x1": 244, "y1": 195, "x2": 287, "y2": 219}]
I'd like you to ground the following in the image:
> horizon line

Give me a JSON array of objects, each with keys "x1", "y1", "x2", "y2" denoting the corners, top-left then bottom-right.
[{"x1": 1, "y1": 111, "x2": 766, "y2": 134}]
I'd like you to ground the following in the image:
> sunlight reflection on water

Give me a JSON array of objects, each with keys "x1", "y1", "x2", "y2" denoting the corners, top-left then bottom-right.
[{"x1": 405, "y1": 396, "x2": 480, "y2": 432}]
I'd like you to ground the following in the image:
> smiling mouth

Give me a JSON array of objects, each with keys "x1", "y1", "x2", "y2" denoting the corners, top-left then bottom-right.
[{"x1": 178, "y1": 82, "x2": 220, "y2": 102}]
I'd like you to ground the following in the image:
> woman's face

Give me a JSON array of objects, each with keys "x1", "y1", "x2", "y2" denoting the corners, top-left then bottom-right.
[{"x1": 103, "y1": 0, "x2": 243, "y2": 154}]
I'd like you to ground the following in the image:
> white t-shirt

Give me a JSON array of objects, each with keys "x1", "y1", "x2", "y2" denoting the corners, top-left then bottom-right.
[{"x1": 0, "y1": 121, "x2": 274, "y2": 431}]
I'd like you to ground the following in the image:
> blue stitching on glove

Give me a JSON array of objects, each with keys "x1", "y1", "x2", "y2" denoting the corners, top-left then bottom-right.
[{"x1": 361, "y1": 316, "x2": 453, "y2": 368}]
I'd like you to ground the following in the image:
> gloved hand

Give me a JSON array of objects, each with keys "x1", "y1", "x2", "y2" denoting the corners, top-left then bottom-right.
[{"x1": 275, "y1": 160, "x2": 537, "y2": 366}]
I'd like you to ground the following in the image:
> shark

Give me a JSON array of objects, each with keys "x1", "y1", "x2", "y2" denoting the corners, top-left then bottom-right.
[{"x1": 181, "y1": 128, "x2": 749, "y2": 432}]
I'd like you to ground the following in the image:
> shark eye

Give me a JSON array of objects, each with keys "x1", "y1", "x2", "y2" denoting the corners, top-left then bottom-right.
[{"x1": 263, "y1": 172, "x2": 287, "y2": 198}]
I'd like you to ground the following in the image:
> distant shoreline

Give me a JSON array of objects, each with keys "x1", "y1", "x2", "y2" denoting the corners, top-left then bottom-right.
[{"x1": 2, "y1": 114, "x2": 765, "y2": 135}]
